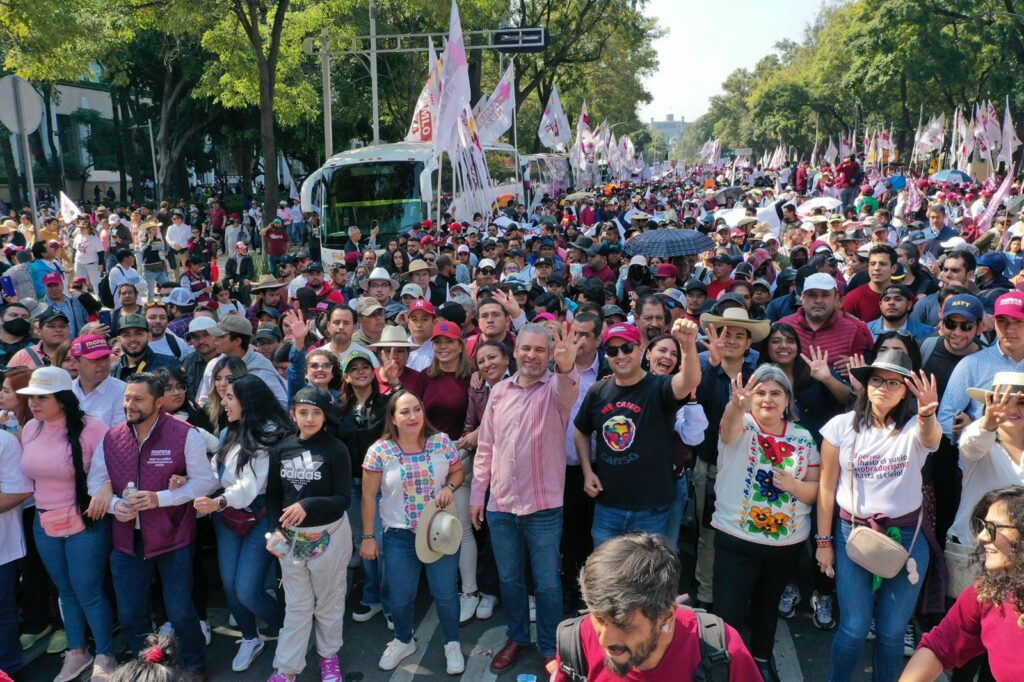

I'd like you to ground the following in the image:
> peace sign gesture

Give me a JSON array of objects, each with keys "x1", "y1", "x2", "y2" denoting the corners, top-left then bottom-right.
[
  {"x1": 905, "y1": 370, "x2": 939, "y2": 417},
  {"x1": 729, "y1": 372, "x2": 759, "y2": 412},
  {"x1": 981, "y1": 386, "x2": 1021, "y2": 431},
  {"x1": 552, "y1": 325, "x2": 582, "y2": 374},
  {"x1": 699, "y1": 325, "x2": 725, "y2": 366},
  {"x1": 800, "y1": 346, "x2": 831, "y2": 382}
]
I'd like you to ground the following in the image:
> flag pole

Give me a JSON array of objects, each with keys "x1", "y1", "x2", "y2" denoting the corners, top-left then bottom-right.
[
  {"x1": 910, "y1": 103, "x2": 923, "y2": 169},
  {"x1": 510, "y1": 56, "x2": 518, "y2": 154}
]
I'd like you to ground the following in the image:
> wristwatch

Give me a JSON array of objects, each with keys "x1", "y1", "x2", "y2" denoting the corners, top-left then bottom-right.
[{"x1": 217, "y1": 496, "x2": 227, "y2": 511}]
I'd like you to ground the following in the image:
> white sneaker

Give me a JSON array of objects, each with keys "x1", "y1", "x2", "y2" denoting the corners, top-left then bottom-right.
[
  {"x1": 55, "y1": 649, "x2": 93, "y2": 682},
  {"x1": 232, "y1": 637, "x2": 265, "y2": 672},
  {"x1": 157, "y1": 621, "x2": 174, "y2": 637},
  {"x1": 444, "y1": 641, "x2": 465, "y2": 675},
  {"x1": 385, "y1": 614, "x2": 394, "y2": 631},
  {"x1": 352, "y1": 603, "x2": 383, "y2": 623},
  {"x1": 200, "y1": 620, "x2": 212, "y2": 646},
  {"x1": 476, "y1": 594, "x2": 498, "y2": 620},
  {"x1": 378, "y1": 638, "x2": 417, "y2": 671},
  {"x1": 529, "y1": 595, "x2": 536, "y2": 623},
  {"x1": 459, "y1": 592, "x2": 481, "y2": 625}
]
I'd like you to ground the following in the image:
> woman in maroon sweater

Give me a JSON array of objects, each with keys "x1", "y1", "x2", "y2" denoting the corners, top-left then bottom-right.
[
  {"x1": 421, "y1": 320, "x2": 471, "y2": 442},
  {"x1": 901, "y1": 486, "x2": 1024, "y2": 681}
]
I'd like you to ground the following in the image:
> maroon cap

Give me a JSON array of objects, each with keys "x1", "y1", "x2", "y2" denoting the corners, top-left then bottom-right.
[
  {"x1": 602, "y1": 323, "x2": 642, "y2": 345},
  {"x1": 43, "y1": 272, "x2": 63, "y2": 286},
  {"x1": 655, "y1": 263, "x2": 680, "y2": 279}
]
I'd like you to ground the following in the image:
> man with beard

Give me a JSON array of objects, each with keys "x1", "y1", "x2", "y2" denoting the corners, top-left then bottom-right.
[
  {"x1": 112, "y1": 314, "x2": 179, "y2": 380},
  {"x1": 549, "y1": 534, "x2": 758, "y2": 681},
  {"x1": 145, "y1": 301, "x2": 191, "y2": 360},
  {"x1": 633, "y1": 294, "x2": 668, "y2": 349},
  {"x1": 195, "y1": 315, "x2": 288, "y2": 407},
  {"x1": 910, "y1": 249, "x2": 976, "y2": 327},
  {"x1": 315, "y1": 303, "x2": 378, "y2": 367},
  {"x1": 86, "y1": 373, "x2": 216, "y2": 678},
  {"x1": 182, "y1": 317, "x2": 221, "y2": 402},
  {"x1": 865, "y1": 283, "x2": 934, "y2": 342},
  {"x1": 840, "y1": 244, "x2": 896, "y2": 322},
  {"x1": 245, "y1": 275, "x2": 293, "y2": 333}
]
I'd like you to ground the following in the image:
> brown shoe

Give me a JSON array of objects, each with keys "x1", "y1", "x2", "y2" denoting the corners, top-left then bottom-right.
[{"x1": 489, "y1": 639, "x2": 526, "y2": 674}]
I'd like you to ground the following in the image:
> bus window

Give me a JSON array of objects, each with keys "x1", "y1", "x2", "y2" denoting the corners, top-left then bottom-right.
[{"x1": 323, "y1": 160, "x2": 425, "y2": 247}]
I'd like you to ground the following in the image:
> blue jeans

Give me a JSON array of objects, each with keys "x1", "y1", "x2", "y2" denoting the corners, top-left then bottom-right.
[
  {"x1": 830, "y1": 519, "x2": 929, "y2": 682},
  {"x1": 268, "y1": 255, "x2": 285, "y2": 277},
  {"x1": 665, "y1": 475, "x2": 690, "y2": 552},
  {"x1": 592, "y1": 503, "x2": 671, "y2": 548},
  {"x1": 351, "y1": 480, "x2": 389, "y2": 613},
  {"x1": 33, "y1": 515, "x2": 114, "y2": 655},
  {"x1": 487, "y1": 507, "x2": 563, "y2": 656},
  {"x1": 143, "y1": 269, "x2": 168, "y2": 302},
  {"x1": 840, "y1": 187, "x2": 859, "y2": 212},
  {"x1": 289, "y1": 221, "x2": 306, "y2": 247},
  {"x1": 382, "y1": 528, "x2": 460, "y2": 645},
  {"x1": 0, "y1": 560, "x2": 22, "y2": 673},
  {"x1": 213, "y1": 514, "x2": 283, "y2": 640},
  {"x1": 111, "y1": 540, "x2": 205, "y2": 672}
]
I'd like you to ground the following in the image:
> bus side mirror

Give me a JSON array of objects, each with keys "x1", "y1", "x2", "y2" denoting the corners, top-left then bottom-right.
[{"x1": 420, "y1": 164, "x2": 435, "y2": 204}]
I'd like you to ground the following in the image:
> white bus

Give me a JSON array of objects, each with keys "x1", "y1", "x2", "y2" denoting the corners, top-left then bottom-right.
[{"x1": 300, "y1": 141, "x2": 521, "y2": 268}]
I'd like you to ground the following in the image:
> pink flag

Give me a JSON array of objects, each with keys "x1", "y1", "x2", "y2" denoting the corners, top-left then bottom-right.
[
  {"x1": 475, "y1": 62, "x2": 515, "y2": 144},
  {"x1": 977, "y1": 165, "x2": 1014, "y2": 233},
  {"x1": 433, "y1": 0, "x2": 470, "y2": 156},
  {"x1": 906, "y1": 175, "x2": 924, "y2": 215}
]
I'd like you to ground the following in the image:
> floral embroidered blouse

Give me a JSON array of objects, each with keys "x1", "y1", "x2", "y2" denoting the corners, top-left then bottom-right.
[{"x1": 712, "y1": 414, "x2": 820, "y2": 545}]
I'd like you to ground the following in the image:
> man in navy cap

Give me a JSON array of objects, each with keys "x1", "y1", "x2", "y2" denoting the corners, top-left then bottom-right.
[{"x1": 976, "y1": 251, "x2": 1014, "y2": 304}]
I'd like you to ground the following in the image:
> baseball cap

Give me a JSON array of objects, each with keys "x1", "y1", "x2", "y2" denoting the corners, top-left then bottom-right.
[
  {"x1": 254, "y1": 325, "x2": 283, "y2": 343},
  {"x1": 942, "y1": 294, "x2": 984, "y2": 322},
  {"x1": 801, "y1": 273, "x2": 837, "y2": 293},
  {"x1": 401, "y1": 283, "x2": 424, "y2": 299},
  {"x1": 478, "y1": 258, "x2": 497, "y2": 271},
  {"x1": 683, "y1": 279, "x2": 708, "y2": 293},
  {"x1": 166, "y1": 288, "x2": 196, "y2": 308},
  {"x1": 117, "y1": 313, "x2": 149, "y2": 332},
  {"x1": 355, "y1": 297, "x2": 384, "y2": 317},
  {"x1": 535, "y1": 257, "x2": 553, "y2": 267},
  {"x1": 209, "y1": 315, "x2": 253, "y2": 337},
  {"x1": 710, "y1": 254, "x2": 734, "y2": 266},
  {"x1": 303, "y1": 261, "x2": 324, "y2": 273},
  {"x1": 437, "y1": 301, "x2": 466, "y2": 327},
  {"x1": 17, "y1": 367, "x2": 74, "y2": 396},
  {"x1": 341, "y1": 349, "x2": 375, "y2": 373},
  {"x1": 880, "y1": 284, "x2": 914, "y2": 300},
  {"x1": 70, "y1": 334, "x2": 111, "y2": 360},
  {"x1": 431, "y1": 320, "x2": 463, "y2": 341},
  {"x1": 994, "y1": 292, "x2": 1024, "y2": 320},
  {"x1": 940, "y1": 236, "x2": 968, "y2": 250},
  {"x1": 601, "y1": 304, "x2": 627, "y2": 320},
  {"x1": 43, "y1": 272, "x2": 63, "y2": 287},
  {"x1": 186, "y1": 317, "x2": 219, "y2": 338},
  {"x1": 408, "y1": 298, "x2": 437, "y2": 316},
  {"x1": 978, "y1": 251, "x2": 1008, "y2": 274},
  {"x1": 628, "y1": 255, "x2": 648, "y2": 268},
  {"x1": 602, "y1": 323, "x2": 642, "y2": 345}
]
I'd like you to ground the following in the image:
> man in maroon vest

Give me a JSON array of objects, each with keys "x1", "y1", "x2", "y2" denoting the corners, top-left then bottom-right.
[{"x1": 86, "y1": 373, "x2": 216, "y2": 675}]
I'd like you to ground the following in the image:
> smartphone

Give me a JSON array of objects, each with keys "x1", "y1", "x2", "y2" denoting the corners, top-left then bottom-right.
[
  {"x1": 0, "y1": 276, "x2": 14, "y2": 298},
  {"x1": 98, "y1": 310, "x2": 112, "y2": 328}
]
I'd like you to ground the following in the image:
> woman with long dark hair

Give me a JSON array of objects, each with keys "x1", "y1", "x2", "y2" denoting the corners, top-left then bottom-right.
[
  {"x1": 422, "y1": 321, "x2": 472, "y2": 442},
  {"x1": 817, "y1": 350, "x2": 941, "y2": 682},
  {"x1": 194, "y1": 374, "x2": 287, "y2": 672},
  {"x1": 18, "y1": 367, "x2": 115, "y2": 681}
]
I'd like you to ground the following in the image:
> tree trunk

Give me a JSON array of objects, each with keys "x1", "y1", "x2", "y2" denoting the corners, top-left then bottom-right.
[
  {"x1": 0, "y1": 133, "x2": 24, "y2": 206},
  {"x1": 111, "y1": 88, "x2": 127, "y2": 201},
  {"x1": 120, "y1": 94, "x2": 142, "y2": 203},
  {"x1": 899, "y1": 73, "x2": 912, "y2": 164},
  {"x1": 259, "y1": 64, "x2": 278, "y2": 225}
]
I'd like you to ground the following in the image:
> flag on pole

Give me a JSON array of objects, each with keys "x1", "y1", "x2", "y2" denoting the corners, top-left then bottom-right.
[
  {"x1": 405, "y1": 38, "x2": 441, "y2": 143},
  {"x1": 434, "y1": 0, "x2": 470, "y2": 156},
  {"x1": 906, "y1": 174, "x2": 925, "y2": 214},
  {"x1": 59, "y1": 192, "x2": 81, "y2": 224},
  {"x1": 538, "y1": 85, "x2": 571, "y2": 150},
  {"x1": 476, "y1": 62, "x2": 516, "y2": 144},
  {"x1": 279, "y1": 153, "x2": 300, "y2": 201},
  {"x1": 824, "y1": 137, "x2": 838, "y2": 167},
  {"x1": 839, "y1": 134, "x2": 852, "y2": 158},
  {"x1": 977, "y1": 164, "x2": 1014, "y2": 233},
  {"x1": 997, "y1": 97, "x2": 1021, "y2": 168}
]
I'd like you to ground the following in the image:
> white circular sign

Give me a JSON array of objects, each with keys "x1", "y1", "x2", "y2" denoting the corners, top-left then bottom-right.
[{"x1": 0, "y1": 75, "x2": 45, "y2": 135}]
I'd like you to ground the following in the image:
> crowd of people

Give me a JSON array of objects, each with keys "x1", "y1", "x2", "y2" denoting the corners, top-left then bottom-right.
[{"x1": 1, "y1": 152, "x2": 1024, "y2": 682}]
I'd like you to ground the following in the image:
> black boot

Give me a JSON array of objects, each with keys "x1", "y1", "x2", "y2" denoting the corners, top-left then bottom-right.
[{"x1": 755, "y1": 656, "x2": 780, "y2": 682}]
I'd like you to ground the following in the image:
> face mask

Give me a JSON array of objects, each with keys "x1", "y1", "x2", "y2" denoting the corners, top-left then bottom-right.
[{"x1": 3, "y1": 318, "x2": 30, "y2": 337}]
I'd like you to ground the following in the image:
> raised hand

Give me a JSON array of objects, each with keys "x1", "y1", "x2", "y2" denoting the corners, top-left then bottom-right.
[
  {"x1": 552, "y1": 326, "x2": 583, "y2": 373},
  {"x1": 730, "y1": 372, "x2": 759, "y2": 412},
  {"x1": 905, "y1": 370, "x2": 939, "y2": 416},
  {"x1": 282, "y1": 309, "x2": 312, "y2": 349},
  {"x1": 981, "y1": 386, "x2": 1020, "y2": 431},
  {"x1": 671, "y1": 318, "x2": 699, "y2": 347},
  {"x1": 491, "y1": 289, "x2": 521, "y2": 319},
  {"x1": 800, "y1": 346, "x2": 831, "y2": 382},
  {"x1": 846, "y1": 353, "x2": 866, "y2": 391},
  {"x1": 699, "y1": 325, "x2": 725, "y2": 366}
]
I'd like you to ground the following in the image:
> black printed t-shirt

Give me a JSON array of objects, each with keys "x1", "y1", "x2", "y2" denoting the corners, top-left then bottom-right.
[{"x1": 574, "y1": 373, "x2": 678, "y2": 510}]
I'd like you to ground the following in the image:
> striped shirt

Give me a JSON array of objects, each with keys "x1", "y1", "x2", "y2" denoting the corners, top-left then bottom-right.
[{"x1": 938, "y1": 342, "x2": 1024, "y2": 438}]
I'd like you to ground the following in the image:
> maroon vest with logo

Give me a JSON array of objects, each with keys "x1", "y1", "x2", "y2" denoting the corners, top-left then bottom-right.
[{"x1": 104, "y1": 413, "x2": 196, "y2": 558}]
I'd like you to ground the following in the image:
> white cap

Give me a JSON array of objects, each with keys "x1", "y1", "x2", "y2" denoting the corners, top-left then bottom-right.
[
  {"x1": 456, "y1": 245, "x2": 471, "y2": 254},
  {"x1": 401, "y1": 283, "x2": 424, "y2": 298},
  {"x1": 478, "y1": 258, "x2": 497, "y2": 270},
  {"x1": 802, "y1": 273, "x2": 837, "y2": 293},
  {"x1": 940, "y1": 236, "x2": 967, "y2": 250},
  {"x1": 187, "y1": 316, "x2": 219, "y2": 337},
  {"x1": 628, "y1": 255, "x2": 648, "y2": 267},
  {"x1": 17, "y1": 367, "x2": 74, "y2": 395}
]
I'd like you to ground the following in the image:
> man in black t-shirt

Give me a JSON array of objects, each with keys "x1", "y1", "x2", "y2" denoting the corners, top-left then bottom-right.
[{"x1": 574, "y1": 319, "x2": 700, "y2": 547}]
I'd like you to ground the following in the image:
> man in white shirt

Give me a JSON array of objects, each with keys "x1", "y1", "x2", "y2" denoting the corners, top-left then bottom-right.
[
  {"x1": 69, "y1": 334, "x2": 127, "y2": 427},
  {"x1": 165, "y1": 212, "x2": 192, "y2": 275},
  {"x1": 145, "y1": 301, "x2": 192, "y2": 360},
  {"x1": 108, "y1": 250, "x2": 148, "y2": 309}
]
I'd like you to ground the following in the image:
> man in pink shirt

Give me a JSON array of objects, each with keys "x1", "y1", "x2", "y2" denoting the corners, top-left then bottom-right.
[{"x1": 470, "y1": 323, "x2": 580, "y2": 673}]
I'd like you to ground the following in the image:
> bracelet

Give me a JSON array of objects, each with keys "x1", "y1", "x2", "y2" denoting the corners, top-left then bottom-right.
[
  {"x1": 919, "y1": 410, "x2": 936, "y2": 418},
  {"x1": 814, "y1": 534, "x2": 834, "y2": 543},
  {"x1": 446, "y1": 482, "x2": 458, "y2": 492},
  {"x1": 361, "y1": 534, "x2": 375, "y2": 540}
]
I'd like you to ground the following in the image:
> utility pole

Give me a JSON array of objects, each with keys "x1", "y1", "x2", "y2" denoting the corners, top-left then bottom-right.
[
  {"x1": 320, "y1": 27, "x2": 334, "y2": 157},
  {"x1": 370, "y1": 0, "x2": 380, "y2": 145}
]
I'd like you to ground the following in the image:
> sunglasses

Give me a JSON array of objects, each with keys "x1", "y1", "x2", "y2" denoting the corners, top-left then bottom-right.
[
  {"x1": 605, "y1": 342, "x2": 638, "y2": 358},
  {"x1": 972, "y1": 517, "x2": 1016, "y2": 540},
  {"x1": 942, "y1": 319, "x2": 976, "y2": 332},
  {"x1": 307, "y1": 361, "x2": 334, "y2": 370},
  {"x1": 479, "y1": 268, "x2": 496, "y2": 275}
]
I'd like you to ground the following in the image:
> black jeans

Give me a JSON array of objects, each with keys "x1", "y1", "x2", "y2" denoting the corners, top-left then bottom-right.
[
  {"x1": 712, "y1": 531, "x2": 802, "y2": 660},
  {"x1": 561, "y1": 465, "x2": 595, "y2": 600}
]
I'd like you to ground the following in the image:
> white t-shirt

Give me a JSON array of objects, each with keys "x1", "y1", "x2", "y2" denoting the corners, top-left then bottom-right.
[
  {"x1": 73, "y1": 234, "x2": 103, "y2": 265},
  {"x1": 820, "y1": 412, "x2": 935, "y2": 518},
  {"x1": 0, "y1": 432, "x2": 31, "y2": 565},
  {"x1": 949, "y1": 421, "x2": 1024, "y2": 546},
  {"x1": 363, "y1": 433, "x2": 459, "y2": 531},
  {"x1": 712, "y1": 415, "x2": 819, "y2": 546}
]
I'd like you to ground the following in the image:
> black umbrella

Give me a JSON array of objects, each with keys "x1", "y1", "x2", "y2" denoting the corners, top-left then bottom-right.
[{"x1": 624, "y1": 229, "x2": 716, "y2": 258}]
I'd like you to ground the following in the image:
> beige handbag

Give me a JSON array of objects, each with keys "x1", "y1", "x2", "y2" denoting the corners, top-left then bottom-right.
[{"x1": 844, "y1": 447, "x2": 923, "y2": 581}]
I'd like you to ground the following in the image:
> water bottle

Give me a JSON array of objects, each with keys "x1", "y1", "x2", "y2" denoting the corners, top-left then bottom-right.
[
  {"x1": 123, "y1": 481, "x2": 138, "y2": 500},
  {"x1": 3, "y1": 412, "x2": 19, "y2": 433}
]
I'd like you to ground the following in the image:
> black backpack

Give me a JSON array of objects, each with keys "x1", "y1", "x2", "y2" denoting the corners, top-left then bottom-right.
[
  {"x1": 556, "y1": 605, "x2": 730, "y2": 682},
  {"x1": 97, "y1": 265, "x2": 125, "y2": 308}
]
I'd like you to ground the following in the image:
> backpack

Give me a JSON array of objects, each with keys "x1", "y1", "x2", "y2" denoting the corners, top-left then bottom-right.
[
  {"x1": 556, "y1": 605, "x2": 731, "y2": 682},
  {"x1": 97, "y1": 265, "x2": 125, "y2": 308}
]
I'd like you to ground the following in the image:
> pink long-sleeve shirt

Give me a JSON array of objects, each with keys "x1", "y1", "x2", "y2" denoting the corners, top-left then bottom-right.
[{"x1": 20, "y1": 417, "x2": 109, "y2": 511}]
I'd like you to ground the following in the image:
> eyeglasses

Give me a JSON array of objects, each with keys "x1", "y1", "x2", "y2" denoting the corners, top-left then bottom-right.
[
  {"x1": 943, "y1": 319, "x2": 976, "y2": 332},
  {"x1": 972, "y1": 517, "x2": 1017, "y2": 540},
  {"x1": 308, "y1": 362, "x2": 333, "y2": 370},
  {"x1": 165, "y1": 383, "x2": 185, "y2": 393},
  {"x1": 605, "y1": 342, "x2": 638, "y2": 358},
  {"x1": 867, "y1": 375, "x2": 906, "y2": 390}
]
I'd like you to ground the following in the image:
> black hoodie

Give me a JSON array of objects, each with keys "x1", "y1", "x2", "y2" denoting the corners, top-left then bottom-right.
[{"x1": 266, "y1": 430, "x2": 351, "y2": 529}]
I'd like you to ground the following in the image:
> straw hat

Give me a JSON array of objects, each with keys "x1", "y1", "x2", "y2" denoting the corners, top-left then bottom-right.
[
  {"x1": 698, "y1": 307, "x2": 770, "y2": 343},
  {"x1": 415, "y1": 499, "x2": 462, "y2": 563}
]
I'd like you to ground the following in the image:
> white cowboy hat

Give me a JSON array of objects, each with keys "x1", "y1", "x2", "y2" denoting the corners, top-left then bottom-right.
[
  {"x1": 698, "y1": 307, "x2": 771, "y2": 343},
  {"x1": 415, "y1": 499, "x2": 462, "y2": 564},
  {"x1": 359, "y1": 267, "x2": 400, "y2": 292},
  {"x1": 967, "y1": 371, "x2": 1024, "y2": 404}
]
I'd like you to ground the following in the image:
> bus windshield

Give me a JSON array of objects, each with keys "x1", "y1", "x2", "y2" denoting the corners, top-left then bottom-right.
[{"x1": 323, "y1": 160, "x2": 424, "y2": 246}]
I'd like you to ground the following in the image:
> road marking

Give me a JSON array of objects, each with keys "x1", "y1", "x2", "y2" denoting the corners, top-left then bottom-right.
[
  {"x1": 464, "y1": 625, "x2": 507, "y2": 680},
  {"x1": 478, "y1": 624, "x2": 536, "y2": 682},
  {"x1": 775, "y1": 620, "x2": 803, "y2": 681},
  {"x1": 389, "y1": 604, "x2": 438, "y2": 681}
]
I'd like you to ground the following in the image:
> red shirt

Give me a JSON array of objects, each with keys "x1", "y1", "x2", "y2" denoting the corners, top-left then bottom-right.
[
  {"x1": 553, "y1": 608, "x2": 761, "y2": 682},
  {"x1": 778, "y1": 307, "x2": 874, "y2": 370},
  {"x1": 919, "y1": 583, "x2": 1024, "y2": 681},
  {"x1": 264, "y1": 228, "x2": 289, "y2": 257},
  {"x1": 706, "y1": 277, "x2": 733, "y2": 300},
  {"x1": 840, "y1": 283, "x2": 883, "y2": 322}
]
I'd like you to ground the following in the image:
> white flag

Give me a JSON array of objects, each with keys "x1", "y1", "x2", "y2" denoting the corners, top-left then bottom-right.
[
  {"x1": 405, "y1": 38, "x2": 441, "y2": 143},
  {"x1": 434, "y1": 0, "x2": 470, "y2": 156},
  {"x1": 538, "y1": 84, "x2": 570, "y2": 150},
  {"x1": 998, "y1": 97, "x2": 1021, "y2": 167},
  {"x1": 476, "y1": 62, "x2": 516, "y2": 145},
  {"x1": 823, "y1": 137, "x2": 838, "y2": 167},
  {"x1": 59, "y1": 192, "x2": 82, "y2": 224}
]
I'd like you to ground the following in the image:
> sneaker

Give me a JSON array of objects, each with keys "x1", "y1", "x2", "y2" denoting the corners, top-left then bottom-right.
[
  {"x1": 904, "y1": 621, "x2": 917, "y2": 656},
  {"x1": 319, "y1": 654, "x2": 343, "y2": 682},
  {"x1": 157, "y1": 621, "x2": 174, "y2": 637},
  {"x1": 19, "y1": 625, "x2": 52, "y2": 650},
  {"x1": 200, "y1": 620, "x2": 212, "y2": 646},
  {"x1": 91, "y1": 654, "x2": 117, "y2": 681},
  {"x1": 444, "y1": 642, "x2": 465, "y2": 675},
  {"x1": 232, "y1": 637, "x2": 265, "y2": 672},
  {"x1": 459, "y1": 593, "x2": 480, "y2": 626},
  {"x1": 867, "y1": 618, "x2": 876, "y2": 640},
  {"x1": 352, "y1": 603, "x2": 382, "y2": 623},
  {"x1": 46, "y1": 629, "x2": 69, "y2": 654},
  {"x1": 267, "y1": 673, "x2": 293, "y2": 682},
  {"x1": 476, "y1": 594, "x2": 498, "y2": 620},
  {"x1": 385, "y1": 614, "x2": 394, "y2": 631},
  {"x1": 811, "y1": 592, "x2": 836, "y2": 631},
  {"x1": 529, "y1": 595, "x2": 536, "y2": 623},
  {"x1": 378, "y1": 638, "x2": 416, "y2": 671},
  {"x1": 777, "y1": 583, "x2": 800, "y2": 619},
  {"x1": 55, "y1": 649, "x2": 94, "y2": 682}
]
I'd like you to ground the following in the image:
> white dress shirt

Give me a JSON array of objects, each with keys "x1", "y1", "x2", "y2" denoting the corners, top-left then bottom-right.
[{"x1": 72, "y1": 375, "x2": 128, "y2": 428}]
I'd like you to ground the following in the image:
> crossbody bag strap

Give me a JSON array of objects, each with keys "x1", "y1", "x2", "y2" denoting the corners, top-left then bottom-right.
[{"x1": 848, "y1": 428, "x2": 924, "y2": 548}]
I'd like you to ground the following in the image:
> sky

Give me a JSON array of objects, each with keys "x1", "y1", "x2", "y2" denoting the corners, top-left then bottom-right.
[{"x1": 638, "y1": 0, "x2": 824, "y2": 124}]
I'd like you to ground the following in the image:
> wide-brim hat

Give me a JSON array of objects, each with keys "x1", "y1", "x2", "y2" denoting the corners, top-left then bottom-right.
[
  {"x1": 849, "y1": 349, "x2": 914, "y2": 387},
  {"x1": 360, "y1": 267, "x2": 400, "y2": 292},
  {"x1": 698, "y1": 307, "x2": 770, "y2": 343},
  {"x1": 967, "y1": 371, "x2": 1024, "y2": 403},
  {"x1": 415, "y1": 498, "x2": 463, "y2": 564},
  {"x1": 371, "y1": 324, "x2": 419, "y2": 349},
  {"x1": 250, "y1": 274, "x2": 284, "y2": 292},
  {"x1": 403, "y1": 259, "x2": 438, "y2": 280}
]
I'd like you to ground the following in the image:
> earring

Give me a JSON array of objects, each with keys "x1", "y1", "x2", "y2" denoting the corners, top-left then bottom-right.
[{"x1": 661, "y1": 622, "x2": 671, "y2": 633}]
